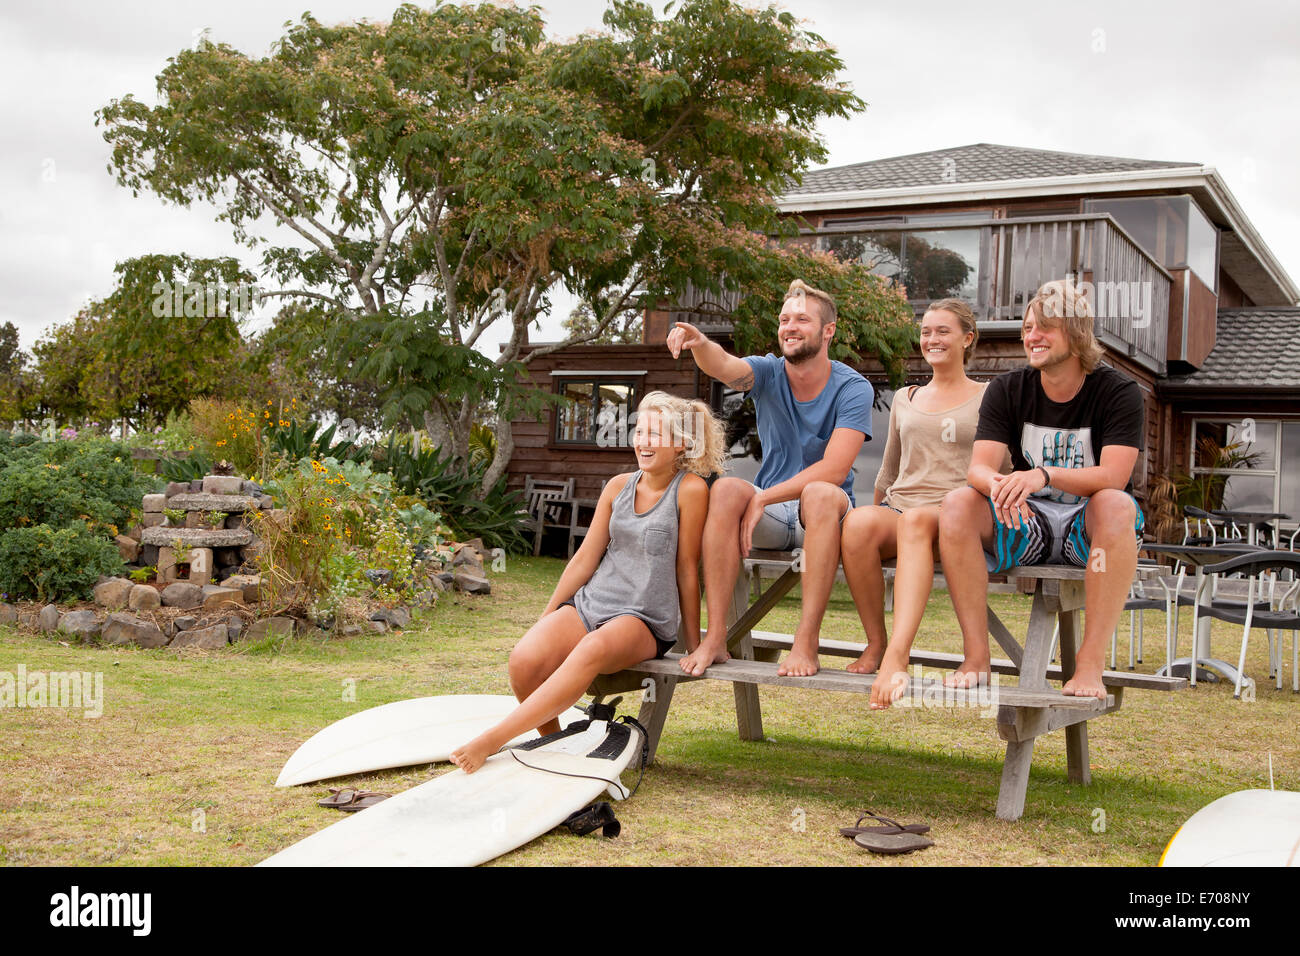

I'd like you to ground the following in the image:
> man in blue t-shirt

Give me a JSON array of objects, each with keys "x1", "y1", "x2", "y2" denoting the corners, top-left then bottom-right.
[{"x1": 666, "y1": 279, "x2": 874, "y2": 677}]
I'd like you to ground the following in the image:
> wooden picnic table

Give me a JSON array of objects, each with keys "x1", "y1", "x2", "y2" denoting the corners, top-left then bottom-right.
[{"x1": 588, "y1": 550, "x2": 1184, "y2": 821}]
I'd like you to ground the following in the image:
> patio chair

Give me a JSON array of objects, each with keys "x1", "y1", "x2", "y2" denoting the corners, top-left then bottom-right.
[
  {"x1": 522, "y1": 475, "x2": 575, "y2": 557},
  {"x1": 567, "y1": 481, "x2": 607, "y2": 558},
  {"x1": 1196, "y1": 551, "x2": 1300, "y2": 698}
]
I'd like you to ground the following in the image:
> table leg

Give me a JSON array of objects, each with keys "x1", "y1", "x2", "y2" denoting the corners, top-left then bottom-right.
[
  {"x1": 1056, "y1": 609, "x2": 1091, "y2": 785},
  {"x1": 728, "y1": 569, "x2": 764, "y2": 742},
  {"x1": 635, "y1": 673, "x2": 678, "y2": 765}
]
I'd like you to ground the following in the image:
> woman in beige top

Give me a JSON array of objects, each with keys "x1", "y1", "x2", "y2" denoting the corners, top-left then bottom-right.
[{"x1": 841, "y1": 299, "x2": 1001, "y2": 707}]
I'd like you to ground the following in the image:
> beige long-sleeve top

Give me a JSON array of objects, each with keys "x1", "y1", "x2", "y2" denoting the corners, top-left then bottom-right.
[{"x1": 874, "y1": 383, "x2": 1008, "y2": 510}]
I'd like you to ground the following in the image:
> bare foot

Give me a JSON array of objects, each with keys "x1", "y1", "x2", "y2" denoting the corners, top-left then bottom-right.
[
  {"x1": 846, "y1": 642, "x2": 886, "y2": 675},
  {"x1": 1061, "y1": 659, "x2": 1108, "y2": 699},
  {"x1": 777, "y1": 649, "x2": 820, "y2": 677},
  {"x1": 449, "y1": 732, "x2": 499, "y2": 774},
  {"x1": 868, "y1": 654, "x2": 910, "y2": 709},
  {"x1": 680, "y1": 639, "x2": 729, "y2": 676},
  {"x1": 943, "y1": 661, "x2": 990, "y2": 689}
]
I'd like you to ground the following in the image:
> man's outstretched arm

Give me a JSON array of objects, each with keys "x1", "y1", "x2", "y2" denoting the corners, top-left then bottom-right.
[{"x1": 666, "y1": 322, "x2": 754, "y2": 391}]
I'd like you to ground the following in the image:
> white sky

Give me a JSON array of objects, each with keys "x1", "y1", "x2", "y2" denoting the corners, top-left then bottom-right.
[{"x1": 2, "y1": 0, "x2": 1297, "y2": 358}]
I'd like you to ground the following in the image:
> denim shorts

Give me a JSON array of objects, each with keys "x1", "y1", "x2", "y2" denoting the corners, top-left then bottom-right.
[{"x1": 747, "y1": 482, "x2": 852, "y2": 551}]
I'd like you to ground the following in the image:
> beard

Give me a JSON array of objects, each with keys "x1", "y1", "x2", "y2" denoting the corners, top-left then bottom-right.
[{"x1": 781, "y1": 333, "x2": 822, "y2": 364}]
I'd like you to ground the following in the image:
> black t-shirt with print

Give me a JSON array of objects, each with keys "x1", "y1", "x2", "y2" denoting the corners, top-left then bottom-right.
[{"x1": 974, "y1": 364, "x2": 1144, "y2": 504}]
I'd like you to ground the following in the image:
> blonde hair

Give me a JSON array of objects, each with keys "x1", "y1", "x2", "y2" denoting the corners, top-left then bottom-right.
[
  {"x1": 785, "y1": 279, "x2": 837, "y2": 327},
  {"x1": 924, "y1": 298, "x2": 978, "y2": 365},
  {"x1": 636, "y1": 391, "x2": 728, "y2": 478},
  {"x1": 1024, "y1": 279, "x2": 1104, "y2": 372}
]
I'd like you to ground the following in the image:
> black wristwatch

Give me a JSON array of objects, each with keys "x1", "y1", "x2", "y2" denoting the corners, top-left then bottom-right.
[{"x1": 1038, "y1": 466, "x2": 1051, "y2": 488}]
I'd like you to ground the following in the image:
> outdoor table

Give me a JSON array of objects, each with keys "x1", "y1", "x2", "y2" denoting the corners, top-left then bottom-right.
[
  {"x1": 588, "y1": 551, "x2": 1182, "y2": 821},
  {"x1": 1210, "y1": 510, "x2": 1291, "y2": 547},
  {"x1": 1142, "y1": 542, "x2": 1263, "y2": 687}
]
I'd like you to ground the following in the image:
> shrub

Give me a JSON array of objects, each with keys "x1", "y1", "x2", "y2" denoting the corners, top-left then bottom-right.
[
  {"x1": 189, "y1": 398, "x2": 265, "y2": 474},
  {"x1": 0, "y1": 438, "x2": 152, "y2": 535},
  {"x1": 373, "y1": 435, "x2": 526, "y2": 552},
  {"x1": 0, "y1": 524, "x2": 125, "y2": 603}
]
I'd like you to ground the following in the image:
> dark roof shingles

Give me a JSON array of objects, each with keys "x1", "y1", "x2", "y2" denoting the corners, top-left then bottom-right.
[
  {"x1": 788, "y1": 143, "x2": 1199, "y2": 195},
  {"x1": 1166, "y1": 309, "x2": 1300, "y2": 389}
]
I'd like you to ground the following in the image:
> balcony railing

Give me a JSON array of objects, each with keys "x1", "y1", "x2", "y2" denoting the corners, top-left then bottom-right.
[
  {"x1": 814, "y1": 213, "x2": 1171, "y2": 374},
  {"x1": 667, "y1": 213, "x2": 1173, "y2": 375}
]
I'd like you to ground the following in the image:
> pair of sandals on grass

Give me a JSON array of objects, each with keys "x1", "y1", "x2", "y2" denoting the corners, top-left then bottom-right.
[{"x1": 840, "y1": 811, "x2": 933, "y2": 855}]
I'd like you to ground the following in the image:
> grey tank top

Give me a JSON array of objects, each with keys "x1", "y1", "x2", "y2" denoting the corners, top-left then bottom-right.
[{"x1": 573, "y1": 469, "x2": 685, "y2": 645}]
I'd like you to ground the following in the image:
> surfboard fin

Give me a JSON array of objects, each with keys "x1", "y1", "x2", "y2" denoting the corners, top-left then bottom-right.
[{"x1": 563, "y1": 801, "x2": 621, "y2": 838}]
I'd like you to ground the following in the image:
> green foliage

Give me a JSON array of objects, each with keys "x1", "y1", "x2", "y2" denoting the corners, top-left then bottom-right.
[
  {"x1": 396, "y1": 502, "x2": 454, "y2": 552},
  {"x1": 0, "y1": 524, "x2": 125, "y2": 603},
  {"x1": 266, "y1": 418, "x2": 369, "y2": 466},
  {"x1": 96, "y1": 0, "x2": 891, "y2": 488},
  {"x1": 163, "y1": 507, "x2": 186, "y2": 526},
  {"x1": 0, "y1": 438, "x2": 152, "y2": 535},
  {"x1": 158, "y1": 451, "x2": 212, "y2": 484},
  {"x1": 374, "y1": 435, "x2": 526, "y2": 552},
  {"x1": 129, "y1": 565, "x2": 155, "y2": 583}
]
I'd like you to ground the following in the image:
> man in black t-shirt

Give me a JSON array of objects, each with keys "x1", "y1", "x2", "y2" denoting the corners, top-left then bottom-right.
[{"x1": 938, "y1": 280, "x2": 1145, "y2": 699}]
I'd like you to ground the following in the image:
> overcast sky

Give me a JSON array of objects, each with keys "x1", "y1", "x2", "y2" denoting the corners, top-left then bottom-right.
[{"x1": 2, "y1": 0, "x2": 1297, "y2": 357}]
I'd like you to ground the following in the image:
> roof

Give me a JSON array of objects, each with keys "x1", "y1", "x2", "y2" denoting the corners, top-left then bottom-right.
[
  {"x1": 1164, "y1": 308, "x2": 1300, "y2": 390},
  {"x1": 789, "y1": 143, "x2": 1199, "y2": 195}
]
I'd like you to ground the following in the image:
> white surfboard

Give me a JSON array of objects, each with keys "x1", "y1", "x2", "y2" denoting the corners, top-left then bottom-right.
[
  {"x1": 261, "y1": 718, "x2": 643, "y2": 867},
  {"x1": 1161, "y1": 789, "x2": 1300, "y2": 866},
  {"x1": 275, "y1": 695, "x2": 587, "y2": 787}
]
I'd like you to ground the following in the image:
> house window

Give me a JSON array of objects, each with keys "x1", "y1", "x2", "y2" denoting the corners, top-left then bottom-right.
[
  {"x1": 816, "y1": 212, "x2": 986, "y2": 303},
  {"x1": 552, "y1": 376, "x2": 639, "y2": 447},
  {"x1": 1086, "y1": 195, "x2": 1219, "y2": 291},
  {"x1": 1190, "y1": 418, "x2": 1297, "y2": 535}
]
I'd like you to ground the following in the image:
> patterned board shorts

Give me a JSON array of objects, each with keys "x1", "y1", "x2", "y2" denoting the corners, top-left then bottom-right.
[{"x1": 984, "y1": 493, "x2": 1145, "y2": 574}]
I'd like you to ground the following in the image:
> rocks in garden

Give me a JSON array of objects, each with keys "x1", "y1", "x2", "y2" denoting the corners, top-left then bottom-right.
[
  {"x1": 128, "y1": 585, "x2": 161, "y2": 610},
  {"x1": 93, "y1": 577, "x2": 134, "y2": 609},
  {"x1": 115, "y1": 535, "x2": 140, "y2": 564},
  {"x1": 141, "y1": 544, "x2": 160, "y2": 569},
  {"x1": 365, "y1": 569, "x2": 393, "y2": 587},
  {"x1": 0, "y1": 603, "x2": 17, "y2": 626},
  {"x1": 140, "y1": 527, "x2": 253, "y2": 548},
  {"x1": 414, "y1": 590, "x2": 440, "y2": 608},
  {"x1": 161, "y1": 582, "x2": 205, "y2": 610},
  {"x1": 168, "y1": 493, "x2": 258, "y2": 513},
  {"x1": 369, "y1": 607, "x2": 411, "y2": 630},
  {"x1": 184, "y1": 511, "x2": 205, "y2": 529},
  {"x1": 453, "y1": 570, "x2": 491, "y2": 595},
  {"x1": 241, "y1": 480, "x2": 263, "y2": 496},
  {"x1": 170, "y1": 623, "x2": 228, "y2": 649},
  {"x1": 58, "y1": 610, "x2": 101, "y2": 639},
  {"x1": 164, "y1": 482, "x2": 190, "y2": 498},
  {"x1": 367, "y1": 620, "x2": 388, "y2": 634},
  {"x1": 437, "y1": 572, "x2": 455, "y2": 586},
  {"x1": 142, "y1": 493, "x2": 167, "y2": 513},
  {"x1": 102, "y1": 613, "x2": 167, "y2": 649},
  {"x1": 225, "y1": 615, "x2": 244, "y2": 642},
  {"x1": 168, "y1": 616, "x2": 197, "y2": 638},
  {"x1": 141, "y1": 513, "x2": 165, "y2": 528},
  {"x1": 189, "y1": 548, "x2": 214, "y2": 587},
  {"x1": 189, "y1": 479, "x2": 203, "y2": 493},
  {"x1": 340, "y1": 624, "x2": 362, "y2": 637},
  {"x1": 223, "y1": 573, "x2": 262, "y2": 603},
  {"x1": 157, "y1": 546, "x2": 179, "y2": 584},
  {"x1": 38, "y1": 604, "x2": 61, "y2": 632},
  {"x1": 451, "y1": 546, "x2": 484, "y2": 572},
  {"x1": 201, "y1": 585, "x2": 244, "y2": 611},
  {"x1": 245, "y1": 616, "x2": 297, "y2": 642},
  {"x1": 258, "y1": 495, "x2": 274, "y2": 510},
  {"x1": 201, "y1": 475, "x2": 244, "y2": 496}
]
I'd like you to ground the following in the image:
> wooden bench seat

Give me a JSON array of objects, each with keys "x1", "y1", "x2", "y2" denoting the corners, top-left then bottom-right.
[{"x1": 588, "y1": 553, "x2": 1186, "y2": 822}]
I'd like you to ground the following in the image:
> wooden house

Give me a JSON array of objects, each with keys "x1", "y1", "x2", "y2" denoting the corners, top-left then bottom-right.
[{"x1": 507, "y1": 144, "x2": 1300, "y2": 535}]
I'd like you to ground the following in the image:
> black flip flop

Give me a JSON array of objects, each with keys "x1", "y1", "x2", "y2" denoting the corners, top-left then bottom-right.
[
  {"x1": 838, "y1": 811, "x2": 931, "y2": 838},
  {"x1": 854, "y1": 830, "x2": 934, "y2": 855},
  {"x1": 317, "y1": 787, "x2": 392, "y2": 811}
]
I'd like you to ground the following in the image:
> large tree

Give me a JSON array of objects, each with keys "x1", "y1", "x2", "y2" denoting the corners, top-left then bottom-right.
[{"x1": 98, "y1": 0, "x2": 914, "y2": 490}]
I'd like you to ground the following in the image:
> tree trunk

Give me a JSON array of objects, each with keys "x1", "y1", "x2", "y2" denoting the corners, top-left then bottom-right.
[{"x1": 482, "y1": 416, "x2": 515, "y2": 497}]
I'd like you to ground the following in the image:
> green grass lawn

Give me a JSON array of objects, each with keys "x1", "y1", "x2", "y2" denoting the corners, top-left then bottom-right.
[{"x1": 1, "y1": 555, "x2": 1297, "y2": 866}]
